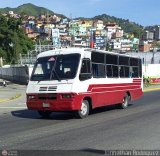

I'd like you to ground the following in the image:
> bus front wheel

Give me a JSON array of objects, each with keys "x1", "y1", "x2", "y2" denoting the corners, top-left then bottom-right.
[
  {"x1": 76, "y1": 100, "x2": 89, "y2": 119},
  {"x1": 38, "y1": 110, "x2": 52, "y2": 118},
  {"x1": 119, "y1": 94, "x2": 129, "y2": 109}
]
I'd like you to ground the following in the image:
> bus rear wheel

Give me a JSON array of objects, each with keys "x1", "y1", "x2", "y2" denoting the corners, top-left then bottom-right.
[
  {"x1": 38, "y1": 110, "x2": 52, "y2": 118},
  {"x1": 76, "y1": 100, "x2": 89, "y2": 119},
  {"x1": 119, "y1": 93, "x2": 129, "y2": 109}
]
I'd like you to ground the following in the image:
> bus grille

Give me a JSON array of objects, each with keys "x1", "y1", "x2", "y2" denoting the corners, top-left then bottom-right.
[
  {"x1": 39, "y1": 86, "x2": 57, "y2": 92},
  {"x1": 48, "y1": 86, "x2": 57, "y2": 91},
  {"x1": 39, "y1": 87, "x2": 47, "y2": 91}
]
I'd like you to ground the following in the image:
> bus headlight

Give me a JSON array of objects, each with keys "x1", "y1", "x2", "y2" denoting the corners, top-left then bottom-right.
[
  {"x1": 28, "y1": 95, "x2": 35, "y2": 100},
  {"x1": 62, "y1": 94, "x2": 75, "y2": 99}
]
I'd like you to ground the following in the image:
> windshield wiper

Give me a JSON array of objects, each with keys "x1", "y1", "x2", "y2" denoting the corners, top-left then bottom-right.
[{"x1": 50, "y1": 57, "x2": 61, "y2": 82}]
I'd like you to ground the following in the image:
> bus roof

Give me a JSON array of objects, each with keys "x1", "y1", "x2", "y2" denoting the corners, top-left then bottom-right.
[
  {"x1": 37, "y1": 47, "x2": 85, "y2": 58},
  {"x1": 87, "y1": 48, "x2": 140, "y2": 59},
  {"x1": 37, "y1": 47, "x2": 140, "y2": 59}
]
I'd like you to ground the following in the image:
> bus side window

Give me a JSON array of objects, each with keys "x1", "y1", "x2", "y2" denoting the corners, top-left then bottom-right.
[
  {"x1": 112, "y1": 65, "x2": 119, "y2": 77},
  {"x1": 119, "y1": 66, "x2": 125, "y2": 77},
  {"x1": 92, "y1": 64, "x2": 105, "y2": 78},
  {"x1": 124, "y1": 67, "x2": 129, "y2": 77},
  {"x1": 132, "y1": 67, "x2": 139, "y2": 77},
  {"x1": 129, "y1": 67, "x2": 133, "y2": 77},
  {"x1": 106, "y1": 65, "x2": 113, "y2": 78},
  {"x1": 79, "y1": 59, "x2": 91, "y2": 81}
]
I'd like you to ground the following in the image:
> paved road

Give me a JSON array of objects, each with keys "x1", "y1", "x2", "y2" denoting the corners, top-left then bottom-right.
[{"x1": 0, "y1": 84, "x2": 160, "y2": 155}]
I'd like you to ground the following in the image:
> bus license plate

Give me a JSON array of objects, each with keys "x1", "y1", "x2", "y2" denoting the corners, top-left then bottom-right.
[{"x1": 42, "y1": 103, "x2": 50, "y2": 108}]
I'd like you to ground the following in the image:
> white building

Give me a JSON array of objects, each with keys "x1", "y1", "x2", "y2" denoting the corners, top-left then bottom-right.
[
  {"x1": 105, "y1": 23, "x2": 123, "y2": 40},
  {"x1": 155, "y1": 26, "x2": 160, "y2": 40}
]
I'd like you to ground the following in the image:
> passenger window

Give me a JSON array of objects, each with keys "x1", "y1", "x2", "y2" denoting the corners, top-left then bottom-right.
[
  {"x1": 112, "y1": 65, "x2": 119, "y2": 77},
  {"x1": 106, "y1": 65, "x2": 112, "y2": 77},
  {"x1": 92, "y1": 64, "x2": 105, "y2": 78},
  {"x1": 91, "y1": 52, "x2": 105, "y2": 63},
  {"x1": 120, "y1": 66, "x2": 125, "y2": 77},
  {"x1": 124, "y1": 67, "x2": 129, "y2": 77},
  {"x1": 106, "y1": 54, "x2": 118, "y2": 65},
  {"x1": 132, "y1": 67, "x2": 139, "y2": 77},
  {"x1": 119, "y1": 56, "x2": 129, "y2": 65}
]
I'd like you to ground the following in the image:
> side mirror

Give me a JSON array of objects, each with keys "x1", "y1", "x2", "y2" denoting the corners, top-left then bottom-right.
[{"x1": 79, "y1": 73, "x2": 92, "y2": 81}]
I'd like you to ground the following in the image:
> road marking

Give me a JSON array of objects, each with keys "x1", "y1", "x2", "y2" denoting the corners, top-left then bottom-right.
[
  {"x1": 0, "y1": 107, "x2": 27, "y2": 109},
  {"x1": 0, "y1": 94, "x2": 22, "y2": 104},
  {"x1": 0, "y1": 99, "x2": 8, "y2": 103}
]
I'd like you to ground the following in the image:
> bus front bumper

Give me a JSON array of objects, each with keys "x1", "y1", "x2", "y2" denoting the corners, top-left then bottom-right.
[{"x1": 26, "y1": 93, "x2": 82, "y2": 111}]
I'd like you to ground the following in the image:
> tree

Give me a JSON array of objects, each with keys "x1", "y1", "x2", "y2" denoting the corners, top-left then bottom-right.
[
  {"x1": 0, "y1": 15, "x2": 34, "y2": 64},
  {"x1": 152, "y1": 41, "x2": 160, "y2": 49}
]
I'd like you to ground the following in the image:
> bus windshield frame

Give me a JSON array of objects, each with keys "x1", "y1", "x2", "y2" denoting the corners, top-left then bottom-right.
[{"x1": 30, "y1": 53, "x2": 80, "y2": 81}]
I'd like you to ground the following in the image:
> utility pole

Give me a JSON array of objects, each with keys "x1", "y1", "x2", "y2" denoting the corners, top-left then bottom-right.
[{"x1": 152, "y1": 48, "x2": 157, "y2": 64}]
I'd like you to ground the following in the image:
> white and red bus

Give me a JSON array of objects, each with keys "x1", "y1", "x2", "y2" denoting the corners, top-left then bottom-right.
[{"x1": 26, "y1": 48, "x2": 143, "y2": 118}]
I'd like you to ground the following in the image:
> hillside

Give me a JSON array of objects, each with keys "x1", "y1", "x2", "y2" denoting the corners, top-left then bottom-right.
[
  {"x1": 94, "y1": 14, "x2": 143, "y2": 33},
  {"x1": 0, "y1": 3, "x2": 65, "y2": 18},
  {"x1": 0, "y1": 3, "x2": 143, "y2": 36},
  {"x1": 77, "y1": 14, "x2": 144, "y2": 37}
]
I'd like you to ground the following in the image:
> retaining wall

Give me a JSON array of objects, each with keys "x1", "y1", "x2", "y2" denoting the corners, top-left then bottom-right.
[{"x1": 0, "y1": 65, "x2": 33, "y2": 85}]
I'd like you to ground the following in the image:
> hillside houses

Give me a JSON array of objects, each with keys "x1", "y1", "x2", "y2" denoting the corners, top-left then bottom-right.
[{"x1": 2, "y1": 11, "x2": 160, "y2": 52}]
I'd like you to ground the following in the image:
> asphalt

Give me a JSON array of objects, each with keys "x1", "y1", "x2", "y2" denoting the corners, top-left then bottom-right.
[
  {"x1": 0, "y1": 90, "x2": 160, "y2": 151},
  {"x1": 0, "y1": 79, "x2": 160, "y2": 103},
  {"x1": 0, "y1": 80, "x2": 160, "y2": 152}
]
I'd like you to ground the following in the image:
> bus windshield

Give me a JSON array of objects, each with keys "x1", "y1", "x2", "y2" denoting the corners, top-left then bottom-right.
[{"x1": 31, "y1": 54, "x2": 80, "y2": 81}]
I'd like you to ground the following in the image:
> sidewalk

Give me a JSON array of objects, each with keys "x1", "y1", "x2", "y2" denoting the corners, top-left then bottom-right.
[
  {"x1": 0, "y1": 86, "x2": 22, "y2": 103},
  {"x1": 143, "y1": 84, "x2": 160, "y2": 92},
  {"x1": 0, "y1": 79, "x2": 25, "y2": 103}
]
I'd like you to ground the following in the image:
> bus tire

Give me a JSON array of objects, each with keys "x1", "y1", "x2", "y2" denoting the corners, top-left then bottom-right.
[
  {"x1": 119, "y1": 93, "x2": 129, "y2": 109},
  {"x1": 38, "y1": 110, "x2": 52, "y2": 118},
  {"x1": 76, "y1": 100, "x2": 89, "y2": 119}
]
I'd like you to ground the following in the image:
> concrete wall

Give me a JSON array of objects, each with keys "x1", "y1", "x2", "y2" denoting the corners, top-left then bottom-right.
[
  {"x1": 142, "y1": 64, "x2": 160, "y2": 78},
  {"x1": 0, "y1": 65, "x2": 33, "y2": 85}
]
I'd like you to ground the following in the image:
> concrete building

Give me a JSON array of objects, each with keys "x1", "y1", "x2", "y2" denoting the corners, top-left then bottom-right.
[
  {"x1": 93, "y1": 20, "x2": 104, "y2": 30},
  {"x1": 155, "y1": 26, "x2": 160, "y2": 40},
  {"x1": 121, "y1": 39, "x2": 133, "y2": 51},
  {"x1": 112, "y1": 30, "x2": 124, "y2": 39},
  {"x1": 69, "y1": 21, "x2": 80, "y2": 37},
  {"x1": 105, "y1": 23, "x2": 123, "y2": 40},
  {"x1": 139, "y1": 41, "x2": 152, "y2": 52},
  {"x1": 143, "y1": 30, "x2": 154, "y2": 40}
]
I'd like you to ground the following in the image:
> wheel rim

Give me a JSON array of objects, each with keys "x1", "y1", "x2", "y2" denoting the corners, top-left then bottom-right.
[
  {"x1": 80, "y1": 102, "x2": 88, "y2": 116},
  {"x1": 123, "y1": 96, "x2": 128, "y2": 107}
]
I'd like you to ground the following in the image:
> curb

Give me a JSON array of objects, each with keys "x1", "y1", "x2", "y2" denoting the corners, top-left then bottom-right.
[{"x1": 0, "y1": 94, "x2": 22, "y2": 103}]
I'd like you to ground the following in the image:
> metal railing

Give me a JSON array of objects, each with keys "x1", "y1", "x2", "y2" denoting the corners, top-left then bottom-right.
[{"x1": 19, "y1": 45, "x2": 160, "y2": 65}]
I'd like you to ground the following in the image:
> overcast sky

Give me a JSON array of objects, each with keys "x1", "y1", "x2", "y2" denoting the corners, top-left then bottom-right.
[{"x1": 1, "y1": 0, "x2": 160, "y2": 26}]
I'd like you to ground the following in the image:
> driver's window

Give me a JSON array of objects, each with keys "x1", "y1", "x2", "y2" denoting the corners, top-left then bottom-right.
[
  {"x1": 79, "y1": 59, "x2": 91, "y2": 81},
  {"x1": 80, "y1": 59, "x2": 91, "y2": 74}
]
